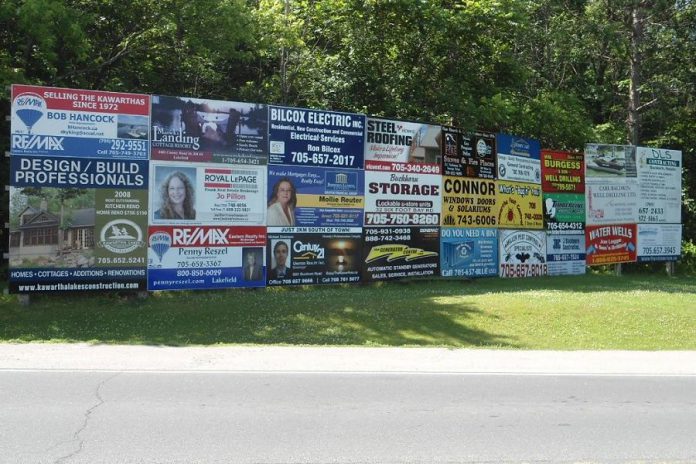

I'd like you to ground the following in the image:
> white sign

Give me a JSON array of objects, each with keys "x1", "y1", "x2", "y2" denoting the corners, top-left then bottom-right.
[
  {"x1": 499, "y1": 230, "x2": 548, "y2": 278},
  {"x1": 585, "y1": 143, "x2": 639, "y2": 225},
  {"x1": 585, "y1": 180, "x2": 639, "y2": 225},
  {"x1": 497, "y1": 153, "x2": 541, "y2": 184},
  {"x1": 150, "y1": 161, "x2": 266, "y2": 226},
  {"x1": 364, "y1": 170, "x2": 442, "y2": 226},
  {"x1": 546, "y1": 233, "x2": 586, "y2": 276},
  {"x1": 637, "y1": 224, "x2": 682, "y2": 262},
  {"x1": 637, "y1": 147, "x2": 682, "y2": 224}
]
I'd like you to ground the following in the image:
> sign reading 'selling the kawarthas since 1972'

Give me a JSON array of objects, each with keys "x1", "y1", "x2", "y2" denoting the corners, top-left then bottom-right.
[
  {"x1": 9, "y1": 85, "x2": 151, "y2": 293},
  {"x1": 11, "y1": 84, "x2": 149, "y2": 159}
]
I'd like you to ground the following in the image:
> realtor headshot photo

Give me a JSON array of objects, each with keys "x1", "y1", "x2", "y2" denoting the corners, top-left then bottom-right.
[
  {"x1": 153, "y1": 167, "x2": 197, "y2": 221},
  {"x1": 241, "y1": 247, "x2": 264, "y2": 281},
  {"x1": 267, "y1": 177, "x2": 297, "y2": 226},
  {"x1": 268, "y1": 239, "x2": 292, "y2": 279}
]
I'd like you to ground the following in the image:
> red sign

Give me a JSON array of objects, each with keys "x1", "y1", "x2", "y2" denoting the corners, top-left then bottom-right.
[
  {"x1": 541, "y1": 150, "x2": 584, "y2": 193},
  {"x1": 585, "y1": 224, "x2": 637, "y2": 265},
  {"x1": 148, "y1": 226, "x2": 266, "y2": 248},
  {"x1": 12, "y1": 84, "x2": 149, "y2": 115}
]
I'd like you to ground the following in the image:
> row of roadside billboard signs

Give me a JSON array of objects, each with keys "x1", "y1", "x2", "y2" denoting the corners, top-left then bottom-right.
[{"x1": 7, "y1": 85, "x2": 682, "y2": 293}]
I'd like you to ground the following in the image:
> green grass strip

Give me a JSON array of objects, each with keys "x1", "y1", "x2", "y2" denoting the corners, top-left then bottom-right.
[{"x1": 1, "y1": 274, "x2": 694, "y2": 349}]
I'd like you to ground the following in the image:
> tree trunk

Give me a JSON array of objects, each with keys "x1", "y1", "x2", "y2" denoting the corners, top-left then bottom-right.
[
  {"x1": 280, "y1": 0, "x2": 290, "y2": 105},
  {"x1": 627, "y1": 2, "x2": 644, "y2": 145}
]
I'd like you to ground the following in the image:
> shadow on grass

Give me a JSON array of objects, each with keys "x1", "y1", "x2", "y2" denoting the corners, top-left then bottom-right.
[
  {"x1": 0, "y1": 284, "x2": 518, "y2": 348},
  {"x1": 441, "y1": 273, "x2": 696, "y2": 295},
  {"x1": 1, "y1": 272, "x2": 692, "y2": 347}
]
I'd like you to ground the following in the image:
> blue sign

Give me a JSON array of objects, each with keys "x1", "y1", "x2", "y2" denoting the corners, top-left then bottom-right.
[
  {"x1": 496, "y1": 134, "x2": 541, "y2": 184},
  {"x1": 440, "y1": 228, "x2": 498, "y2": 278},
  {"x1": 147, "y1": 226, "x2": 267, "y2": 291},
  {"x1": 546, "y1": 233, "x2": 586, "y2": 276},
  {"x1": 11, "y1": 85, "x2": 150, "y2": 160},
  {"x1": 8, "y1": 267, "x2": 145, "y2": 293},
  {"x1": 267, "y1": 165, "x2": 364, "y2": 228},
  {"x1": 268, "y1": 106, "x2": 365, "y2": 169},
  {"x1": 12, "y1": 155, "x2": 148, "y2": 189},
  {"x1": 147, "y1": 266, "x2": 265, "y2": 290},
  {"x1": 496, "y1": 134, "x2": 541, "y2": 160}
]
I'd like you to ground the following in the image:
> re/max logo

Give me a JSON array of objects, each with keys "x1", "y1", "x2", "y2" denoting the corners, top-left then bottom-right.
[
  {"x1": 173, "y1": 228, "x2": 230, "y2": 246},
  {"x1": 12, "y1": 135, "x2": 64, "y2": 150}
]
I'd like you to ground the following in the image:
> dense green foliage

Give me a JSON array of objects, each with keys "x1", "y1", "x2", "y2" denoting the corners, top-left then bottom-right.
[{"x1": 1, "y1": 0, "x2": 695, "y2": 245}]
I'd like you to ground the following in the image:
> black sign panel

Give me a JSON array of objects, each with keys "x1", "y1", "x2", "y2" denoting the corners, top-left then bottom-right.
[
  {"x1": 362, "y1": 226, "x2": 440, "y2": 281},
  {"x1": 267, "y1": 230, "x2": 362, "y2": 286},
  {"x1": 441, "y1": 127, "x2": 496, "y2": 179}
]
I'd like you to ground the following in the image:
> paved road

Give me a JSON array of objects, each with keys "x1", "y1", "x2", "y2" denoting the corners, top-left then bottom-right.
[
  {"x1": 2, "y1": 345, "x2": 696, "y2": 463},
  {"x1": 2, "y1": 370, "x2": 696, "y2": 463}
]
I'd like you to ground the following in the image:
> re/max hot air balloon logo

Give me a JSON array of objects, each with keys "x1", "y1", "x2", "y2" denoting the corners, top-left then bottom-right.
[
  {"x1": 13, "y1": 92, "x2": 47, "y2": 134},
  {"x1": 99, "y1": 220, "x2": 145, "y2": 254},
  {"x1": 150, "y1": 232, "x2": 172, "y2": 262}
]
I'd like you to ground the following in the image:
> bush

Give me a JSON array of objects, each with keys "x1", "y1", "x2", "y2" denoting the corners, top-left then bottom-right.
[{"x1": 677, "y1": 240, "x2": 696, "y2": 275}]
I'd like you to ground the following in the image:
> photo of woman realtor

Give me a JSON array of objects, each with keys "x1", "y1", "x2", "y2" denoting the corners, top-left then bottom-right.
[
  {"x1": 154, "y1": 170, "x2": 197, "y2": 220},
  {"x1": 267, "y1": 178, "x2": 296, "y2": 226}
]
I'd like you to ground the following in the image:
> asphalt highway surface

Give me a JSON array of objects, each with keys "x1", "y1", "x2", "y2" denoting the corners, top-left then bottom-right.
[{"x1": 2, "y1": 345, "x2": 695, "y2": 463}]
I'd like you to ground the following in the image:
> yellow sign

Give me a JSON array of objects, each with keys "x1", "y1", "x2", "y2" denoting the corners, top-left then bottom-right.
[
  {"x1": 365, "y1": 245, "x2": 438, "y2": 263},
  {"x1": 296, "y1": 194, "x2": 365, "y2": 209},
  {"x1": 441, "y1": 177, "x2": 498, "y2": 228},
  {"x1": 496, "y1": 180, "x2": 543, "y2": 229}
]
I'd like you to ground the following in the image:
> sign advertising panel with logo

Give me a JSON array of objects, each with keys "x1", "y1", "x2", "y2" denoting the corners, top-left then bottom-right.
[
  {"x1": 364, "y1": 171, "x2": 441, "y2": 226},
  {"x1": 585, "y1": 223, "x2": 637, "y2": 265},
  {"x1": 637, "y1": 224, "x2": 682, "y2": 262},
  {"x1": 149, "y1": 95, "x2": 269, "y2": 290},
  {"x1": 585, "y1": 144, "x2": 639, "y2": 226},
  {"x1": 546, "y1": 234, "x2": 586, "y2": 276},
  {"x1": 636, "y1": 147, "x2": 682, "y2": 224},
  {"x1": 441, "y1": 127, "x2": 496, "y2": 179},
  {"x1": 441, "y1": 177, "x2": 497, "y2": 228},
  {"x1": 150, "y1": 95, "x2": 268, "y2": 165},
  {"x1": 496, "y1": 134, "x2": 541, "y2": 184},
  {"x1": 499, "y1": 230, "x2": 548, "y2": 278},
  {"x1": 440, "y1": 228, "x2": 498, "y2": 278},
  {"x1": 362, "y1": 227, "x2": 440, "y2": 281},
  {"x1": 11, "y1": 84, "x2": 149, "y2": 159},
  {"x1": 543, "y1": 192, "x2": 585, "y2": 234},
  {"x1": 266, "y1": 229, "x2": 362, "y2": 286},
  {"x1": 585, "y1": 181, "x2": 639, "y2": 226},
  {"x1": 8, "y1": 186, "x2": 149, "y2": 293},
  {"x1": 147, "y1": 226, "x2": 266, "y2": 290},
  {"x1": 541, "y1": 150, "x2": 584, "y2": 193},
  {"x1": 268, "y1": 106, "x2": 365, "y2": 169},
  {"x1": 267, "y1": 165, "x2": 364, "y2": 228},
  {"x1": 496, "y1": 180, "x2": 543, "y2": 229},
  {"x1": 9, "y1": 85, "x2": 150, "y2": 293},
  {"x1": 149, "y1": 162, "x2": 267, "y2": 226},
  {"x1": 365, "y1": 118, "x2": 441, "y2": 174}
]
